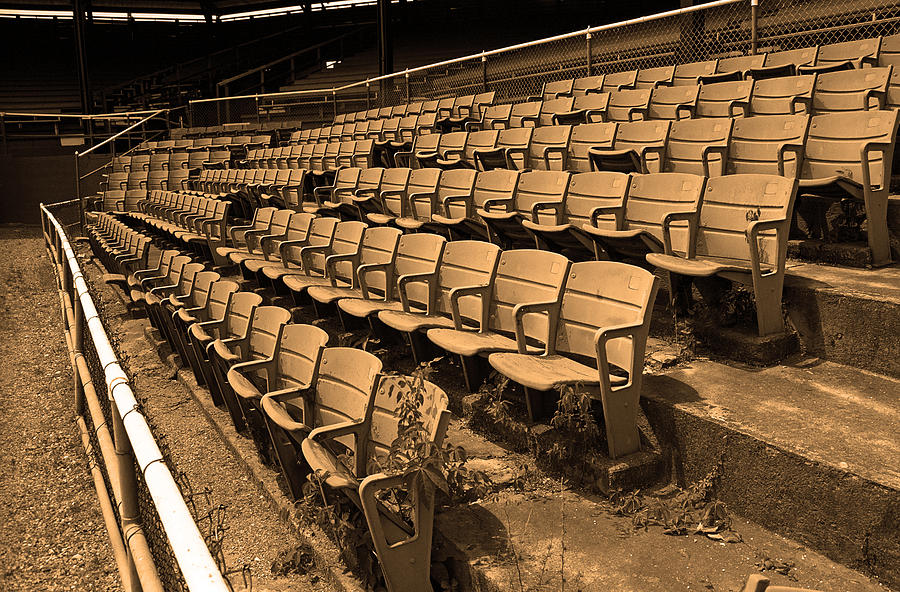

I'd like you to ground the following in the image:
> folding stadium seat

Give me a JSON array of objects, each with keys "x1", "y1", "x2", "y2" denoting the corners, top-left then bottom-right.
[
  {"x1": 602, "y1": 69, "x2": 638, "y2": 92},
  {"x1": 128, "y1": 171, "x2": 149, "y2": 191},
  {"x1": 673, "y1": 60, "x2": 718, "y2": 85},
  {"x1": 225, "y1": 323, "x2": 330, "y2": 498},
  {"x1": 748, "y1": 46, "x2": 818, "y2": 80},
  {"x1": 364, "y1": 168, "x2": 443, "y2": 226},
  {"x1": 426, "y1": 249, "x2": 570, "y2": 391},
  {"x1": 145, "y1": 170, "x2": 168, "y2": 191},
  {"x1": 465, "y1": 103, "x2": 513, "y2": 131},
  {"x1": 306, "y1": 229, "x2": 406, "y2": 321},
  {"x1": 129, "y1": 154, "x2": 151, "y2": 172},
  {"x1": 365, "y1": 107, "x2": 381, "y2": 120},
  {"x1": 560, "y1": 122, "x2": 618, "y2": 172},
  {"x1": 435, "y1": 94, "x2": 475, "y2": 131},
  {"x1": 420, "y1": 99, "x2": 441, "y2": 115},
  {"x1": 507, "y1": 101, "x2": 541, "y2": 128},
  {"x1": 261, "y1": 347, "x2": 382, "y2": 501},
  {"x1": 588, "y1": 120, "x2": 671, "y2": 173},
  {"x1": 172, "y1": 278, "x2": 241, "y2": 385},
  {"x1": 335, "y1": 233, "x2": 447, "y2": 330},
  {"x1": 229, "y1": 209, "x2": 295, "y2": 276},
  {"x1": 798, "y1": 37, "x2": 881, "y2": 74},
  {"x1": 414, "y1": 131, "x2": 468, "y2": 168},
  {"x1": 207, "y1": 305, "x2": 292, "y2": 432},
  {"x1": 168, "y1": 152, "x2": 190, "y2": 171},
  {"x1": 700, "y1": 53, "x2": 767, "y2": 84},
  {"x1": 796, "y1": 110, "x2": 899, "y2": 266},
  {"x1": 725, "y1": 114, "x2": 810, "y2": 177},
  {"x1": 105, "y1": 171, "x2": 128, "y2": 192},
  {"x1": 308, "y1": 167, "x2": 363, "y2": 216},
  {"x1": 657, "y1": 118, "x2": 732, "y2": 176},
  {"x1": 321, "y1": 167, "x2": 385, "y2": 220},
  {"x1": 810, "y1": 67, "x2": 891, "y2": 114},
  {"x1": 479, "y1": 169, "x2": 571, "y2": 248},
  {"x1": 635, "y1": 65, "x2": 675, "y2": 89},
  {"x1": 434, "y1": 129, "x2": 499, "y2": 169},
  {"x1": 215, "y1": 206, "x2": 278, "y2": 264},
  {"x1": 647, "y1": 174, "x2": 798, "y2": 336},
  {"x1": 349, "y1": 139, "x2": 376, "y2": 169},
  {"x1": 580, "y1": 172, "x2": 706, "y2": 262},
  {"x1": 647, "y1": 84, "x2": 700, "y2": 120},
  {"x1": 130, "y1": 253, "x2": 192, "y2": 305},
  {"x1": 259, "y1": 216, "x2": 339, "y2": 294},
  {"x1": 378, "y1": 240, "x2": 502, "y2": 363},
  {"x1": 569, "y1": 75, "x2": 605, "y2": 96},
  {"x1": 748, "y1": 75, "x2": 815, "y2": 115},
  {"x1": 127, "y1": 248, "x2": 181, "y2": 292},
  {"x1": 394, "y1": 134, "x2": 440, "y2": 168},
  {"x1": 529, "y1": 78, "x2": 576, "y2": 102},
  {"x1": 394, "y1": 168, "x2": 478, "y2": 232},
  {"x1": 264, "y1": 169, "x2": 307, "y2": 211},
  {"x1": 351, "y1": 167, "x2": 412, "y2": 220},
  {"x1": 528, "y1": 97, "x2": 577, "y2": 127},
  {"x1": 429, "y1": 169, "x2": 521, "y2": 240},
  {"x1": 293, "y1": 143, "x2": 316, "y2": 170},
  {"x1": 879, "y1": 33, "x2": 900, "y2": 71},
  {"x1": 405, "y1": 101, "x2": 423, "y2": 115},
  {"x1": 377, "y1": 106, "x2": 394, "y2": 119},
  {"x1": 695, "y1": 80, "x2": 754, "y2": 117},
  {"x1": 552, "y1": 92, "x2": 610, "y2": 125},
  {"x1": 522, "y1": 171, "x2": 630, "y2": 260},
  {"x1": 606, "y1": 89, "x2": 653, "y2": 122},
  {"x1": 111, "y1": 155, "x2": 130, "y2": 173},
  {"x1": 299, "y1": 374, "x2": 450, "y2": 592},
  {"x1": 505, "y1": 125, "x2": 572, "y2": 171},
  {"x1": 148, "y1": 152, "x2": 169, "y2": 171},
  {"x1": 488, "y1": 259, "x2": 658, "y2": 454},
  {"x1": 157, "y1": 268, "x2": 221, "y2": 356},
  {"x1": 362, "y1": 119, "x2": 383, "y2": 141}
]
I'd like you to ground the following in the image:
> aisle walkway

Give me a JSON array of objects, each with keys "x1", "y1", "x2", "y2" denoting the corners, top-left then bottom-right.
[{"x1": 0, "y1": 225, "x2": 119, "y2": 592}]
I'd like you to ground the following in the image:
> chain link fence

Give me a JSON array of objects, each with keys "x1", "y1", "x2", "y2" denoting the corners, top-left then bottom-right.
[
  {"x1": 189, "y1": 0, "x2": 900, "y2": 127},
  {"x1": 41, "y1": 200, "x2": 232, "y2": 592}
]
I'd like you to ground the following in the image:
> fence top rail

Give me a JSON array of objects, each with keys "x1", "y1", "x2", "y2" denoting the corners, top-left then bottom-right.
[
  {"x1": 0, "y1": 108, "x2": 181, "y2": 119},
  {"x1": 190, "y1": 0, "x2": 744, "y2": 105},
  {"x1": 40, "y1": 203, "x2": 231, "y2": 592},
  {"x1": 77, "y1": 110, "x2": 166, "y2": 157}
]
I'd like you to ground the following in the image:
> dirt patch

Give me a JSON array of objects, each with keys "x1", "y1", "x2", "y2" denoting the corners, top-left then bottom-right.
[{"x1": 0, "y1": 224, "x2": 120, "y2": 592}]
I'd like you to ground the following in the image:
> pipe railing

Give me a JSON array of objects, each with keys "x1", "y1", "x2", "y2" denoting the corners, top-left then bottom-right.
[{"x1": 41, "y1": 202, "x2": 230, "y2": 592}]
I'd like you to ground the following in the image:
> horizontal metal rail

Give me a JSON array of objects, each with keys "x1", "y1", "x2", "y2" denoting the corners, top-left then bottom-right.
[{"x1": 41, "y1": 203, "x2": 230, "y2": 592}]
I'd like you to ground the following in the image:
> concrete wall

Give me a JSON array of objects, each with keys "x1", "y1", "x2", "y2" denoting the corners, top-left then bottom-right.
[{"x1": 0, "y1": 154, "x2": 106, "y2": 224}]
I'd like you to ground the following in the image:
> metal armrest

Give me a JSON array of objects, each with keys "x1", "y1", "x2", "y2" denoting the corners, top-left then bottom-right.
[
  {"x1": 448, "y1": 284, "x2": 491, "y2": 330},
  {"x1": 746, "y1": 217, "x2": 789, "y2": 278},
  {"x1": 661, "y1": 210, "x2": 700, "y2": 256},
  {"x1": 397, "y1": 271, "x2": 435, "y2": 312},
  {"x1": 512, "y1": 300, "x2": 557, "y2": 354},
  {"x1": 594, "y1": 322, "x2": 644, "y2": 390}
]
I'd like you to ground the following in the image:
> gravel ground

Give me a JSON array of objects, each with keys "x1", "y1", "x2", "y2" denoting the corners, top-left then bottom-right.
[{"x1": 0, "y1": 225, "x2": 120, "y2": 592}]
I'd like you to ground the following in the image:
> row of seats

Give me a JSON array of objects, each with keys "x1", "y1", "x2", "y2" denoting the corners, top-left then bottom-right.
[{"x1": 87, "y1": 214, "x2": 450, "y2": 592}]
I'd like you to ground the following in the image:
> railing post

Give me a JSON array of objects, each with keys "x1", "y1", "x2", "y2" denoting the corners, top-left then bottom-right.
[
  {"x1": 75, "y1": 153, "x2": 84, "y2": 235},
  {"x1": 405, "y1": 70, "x2": 410, "y2": 103},
  {"x1": 481, "y1": 53, "x2": 488, "y2": 92},
  {"x1": 586, "y1": 29, "x2": 593, "y2": 76},
  {"x1": 750, "y1": 0, "x2": 759, "y2": 55},
  {"x1": 332, "y1": 90, "x2": 338, "y2": 119},
  {"x1": 255, "y1": 96, "x2": 261, "y2": 126},
  {"x1": 110, "y1": 398, "x2": 143, "y2": 592},
  {"x1": 72, "y1": 290, "x2": 85, "y2": 416},
  {"x1": 366, "y1": 80, "x2": 371, "y2": 110},
  {"x1": 1, "y1": 113, "x2": 7, "y2": 155}
]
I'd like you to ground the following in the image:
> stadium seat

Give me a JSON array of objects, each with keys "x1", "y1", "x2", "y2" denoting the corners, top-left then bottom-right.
[
  {"x1": 701, "y1": 53, "x2": 766, "y2": 84},
  {"x1": 551, "y1": 92, "x2": 611, "y2": 125},
  {"x1": 748, "y1": 46, "x2": 818, "y2": 80},
  {"x1": 588, "y1": 120, "x2": 671, "y2": 173},
  {"x1": 569, "y1": 75, "x2": 605, "y2": 96},
  {"x1": 279, "y1": 220, "x2": 368, "y2": 302},
  {"x1": 725, "y1": 114, "x2": 810, "y2": 177},
  {"x1": 175, "y1": 279, "x2": 240, "y2": 386},
  {"x1": 426, "y1": 249, "x2": 570, "y2": 391},
  {"x1": 635, "y1": 65, "x2": 675, "y2": 89},
  {"x1": 563, "y1": 122, "x2": 618, "y2": 172},
  {"x1": 505, "y1": 124, "x2": 572, "y2": 171},
  {"x1": 579, "y1": 172, "x2": 706, "y2": 261},
  {"x1": 430, "y1": 168, "x2": 521, "y2": 240},
  {"x1": 795, "y1": 109, "x2": 899, "y2": 266},
  {"x1": 601, "y1": 69, "x2": 638, "y2": 92},
  {"x1": 378, "y1": 240, "x2": 502, "y2": 363},
  {"x1": 435, "y1": 129, "x2": 499, "y2": 169},
  {"x1": 656, "y1": 118, "x2": 732, "y2": 176},
  {"x1": 606, "y1": 88, "x2": 653, "y2": 122},
  {"x1": 672, "y1": 59, "x2": 718, "y2": 85},
  {"x1": 309, "y1": 167, "x2": 363, "y2": 216},
  {"x1": 396, "y1": 168, "x2": 478, "y2": 232},
  {"x1": 530, "y1": 78, "x2": 576, "y2": 102},
  {"x1": 479, "y1": 170, "x2": 571, "y2": 248},
  {"x1": 647, "y1": 173, "x2": 798, "y2": 336},
  {"x1": 465, "y1": 103, "x2": 512, "y2": 131},
  {"x1": 473, "y1": 127, "x2": 533, "y2": 170},
  {"x1": 810, "y1": 67, "x2": 891, "y2": 113},
  {"x1": 261, "y1": 216, "x2": 339, "y2": 293},
  {"x1": 364, "y1": 168, "x2": 443, "y2": 226},
  {"x1": 414, "y1": 131, "x2": 469, "y2": 168},
  {"x1": 300, "y1": 374, "x2": 450, "y2": 592},
  {"x1": 798, "y1": 37, "x2": 881, "y2": 74},
  {"x1": 647, "y1": 84, "x2": 700, "y2": 120},
  {"x1": 509, "y1": 100, "x2": 542, "y2": 128},
  {"x1": 749, "y1": 75, "x2": 815, "y2": 115},
  {"x1": 695, "y1": 80, "x2": 754, "y2": 117},
  {"x1": 351, "y1": 167, "x2": 412, "y2": 220},
  {"x1": 488, "y1": 260, "x2": 658, "y2": 454}
]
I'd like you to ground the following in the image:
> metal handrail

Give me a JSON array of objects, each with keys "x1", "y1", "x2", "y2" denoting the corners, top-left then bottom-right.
[
  {"x1": 190, "y1": 0, "x2": 745, "y2": 105},
  {"x1": 0, "y1": 109, "x2": 171, "y2": 119},
  {"x1": 40, "y1": 204, "x2": 230, "y2": 592},
  {"x1": 78, "y1": 110, "x2": 165, "y2": 157}
]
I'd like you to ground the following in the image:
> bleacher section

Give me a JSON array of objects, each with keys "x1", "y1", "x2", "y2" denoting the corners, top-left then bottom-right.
[{"x1": 81, "y1": 26, "x2": 900, "y2": 592}]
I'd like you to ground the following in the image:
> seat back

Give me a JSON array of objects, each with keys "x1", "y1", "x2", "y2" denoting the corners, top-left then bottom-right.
[
  {"x1": 354, "y1": 227, "x2": 403, "y2": 294},
  {"x1": 496, "y1": 127, "x2": 533, "y2": 169},
  {"x1": 185, "y1": 270, "x2": 221, "y2": 309},
  {"x1": 463, "y1": 130, "x2": 499, "y2": 163},
  {"x1": 380, "y1": 116, "x2": 401, "y2": 141},
  {"x1": 272, "y1": 324, "x2": 330, "y2": 391},
  {"x1": 356, "y1": 167, "x2": 385, "y2": 195},
  {"x1": 602, "y1": 69, "x2": 638, "y2": 92},
  {"x1": 352, "y1": 139, "x2": 375, "y2": 168},
  {"x1": 420, "y1": 169, "x2": 478, "y2": 220},
  {"x1": 310, "y1": 348, "x2": 382, "y2": 443},
  {"x1": 243, "y1": 306, "x2": 293, "y2": 364},
  {"x1": 445, "y1": 169, "x2": 520, "y2": 219},
  {"x1": 763, "y1": 46, "x2": 818, "y2": 69},
  {"x1": 331, "y1": 167, "x2": 362, "y2": 200},
  {"x1": 664, "y1": 118, "x2": 732, "y2": 176},
  {"x1": 567, "y1": 122, "x2": 618, "y2": 172},
  {"x1": 434, "y1": 240, "x2": 502, "y2": 319},
  {"x1": 673, "y1": 60, "x2": 718, "y2": 85},
  {"x1": 175, "y1": 263, "x2": 205, "y2": 298},
  {"x1": 564, "y1": 171, "x2": 630, "y2": 229},
  {"x1": 572, "y1": 75, "x2": 605, "y2": 96},
  {"x1": 379, "y1": 167, "x2": 412, "y2": 196},
  {"x1": 509, "y1": 101, "x2": 542, "y2": 127},
  {"x1": 611, "y1": 120, "x2": 671, "y2": 171},
  {"x1": 750, "y1": 75, "x2": 815, "y2": 115},
  {"x1": 727, "y1": 114, "x2": 810, "y2": 176},
  {"x1": 812, "y1": 67, "x2": 892, "y2": 114},
  {"x1": 623, "y1": 172, "x2": 706, "y2": 254},
  {"x1": 437, "y1": 131, "x2": 468, "y2": 156},
  {"x1": 283, "y1": 211, "x2": 315, "y2": 242},
  {"x1": 321, "y1": 221, "x2": 368, "y2": 282},
  {"x1": 482, "y1": 104, "x2": 513, "y2": 129},
  {"x1": 569, "y1": 92, "x2": 611, "y2": 124},
  {"x1": 266, "y1": 209, "x2": 294, "y2": 240},
  {"x1": 514, "y1": 170, "x2": 571, "y2": 223},
  {"x1": 203, "y1": 280, "x2": 241, "y2": 323},
  {"x1": 538, "y1": 97, "x2": 575, "y2": 126},
  {"x1": 471, "y1": 92, "x2": 496, "y2": 120},
  {"x1": 696, "y1": 80, "x2": 754, "y2": 118},
  {"x1": 488, "y1": 249, "x2": 570, "y2": 339},
  {"x1": 717, "y1": 54, "x2": 766, "y2": 75},
  {"x1": 607, "y1": 89, "x2": 653, "y2": 122},
  {"x1": 693, "y1": 174, "x2": 797, "y2": 268},
  {"x1": 801, "y1": 110, "x2": 899, "y2": 188},
  {"x1": 221, "y1": 292, "x2": 264, "y2": 340},
  {"x1": 367, "y1": 375, "x2": 450, "y2": 462},
  {"x1": 816, "y1": 37, "x2": 881, "y2": 68},
  {"x1": 539, "y1": 79, "x2": 575, "y2": 101},
  {"x1": 165, "y1": 255, "x2": 192, "y2": 286},
  {"x1": 636, "y1": 65, "x2": 675, "y2": 89},
  {"x1": 648, "y1": 84, "x2": 700, "y2": 120},
  {"x1": 282, "y1": 216, "x2": 338, "y2": 266},
  {"x1": 390, "y1": 234, "x2": 447, "y2": 303},
  {"x1": 552, "y1": 261, "x2": 657, "y2": 369},
  {"x1": 528, "y1": 125, "x2": 572, "y2": 170}
]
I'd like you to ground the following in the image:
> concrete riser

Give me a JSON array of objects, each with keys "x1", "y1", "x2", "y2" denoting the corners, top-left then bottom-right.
[
  {"x1": 641, "y1": 395, "x2": 899, "y2": 590},
  {"x1": 784, "y1": 284, "x2": 900, "y2": 379}
]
